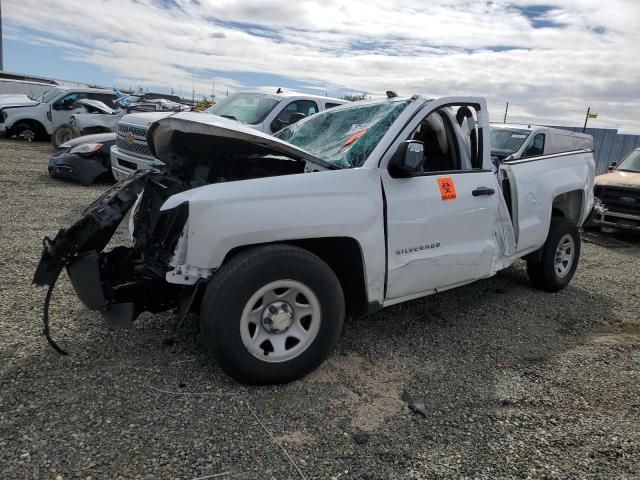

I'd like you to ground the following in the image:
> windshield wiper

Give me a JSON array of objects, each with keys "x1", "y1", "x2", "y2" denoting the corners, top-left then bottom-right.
[{"x1": 219, "y1": 114, "x2": 238, "y2": 121}]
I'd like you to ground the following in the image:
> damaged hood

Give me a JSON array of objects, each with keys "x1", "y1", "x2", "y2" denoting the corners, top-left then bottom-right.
[
  {"x1": 120, "y1": 111, "x2": 175, "y2": 127},
  {"x1": 595, "y1": 170, "x2": 640, "y2": 187},
  {"x1": 147, "y1": 112, "x2": 337, "y2": 170},
  {"x1": 0, "y1": 94, "x2": 39, "y2": 109},
  {"x1": 78, "y1": 98, "x2": 116, "y2": 115}
]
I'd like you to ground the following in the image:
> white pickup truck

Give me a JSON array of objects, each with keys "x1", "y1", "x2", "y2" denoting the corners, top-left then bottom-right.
[
  {"x1": 0, "y1": 86, "x2": 117, "y2": 141},
  {"x1": 110, "y1": 90, "x2": 346, "y2": 181},
  {"x1": 34, "y1": 95, "x2": 595, "y2": 384}
]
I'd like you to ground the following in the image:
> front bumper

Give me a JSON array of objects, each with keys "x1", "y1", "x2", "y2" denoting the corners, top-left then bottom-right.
[
  {"x1": 64, "y1": 248, "x2": 180, "y2": 328},
  {"x1": 48, "y1": 151, "x2": 112, "y2": 186},
  {"x1": 34, "y1": 169, "x2": 188, "y2": 329},
  {"x1": 110, "y1": 145, "x2": 164, "y2": 182}
]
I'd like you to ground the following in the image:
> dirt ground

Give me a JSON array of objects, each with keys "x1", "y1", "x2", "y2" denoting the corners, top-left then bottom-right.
[{"x1": 1, "y1": 139, "x2": 639, "y2": 479}]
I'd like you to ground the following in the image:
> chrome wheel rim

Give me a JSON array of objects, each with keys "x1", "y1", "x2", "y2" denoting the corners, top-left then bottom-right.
[
  {"x1": 19, "y1": 128, "x2": 35, "y2": 142},
  {"x1": 240, "y1": 279, "x2": 321, "y2": 363},
  {"x1": 57, "y1": 129, "x2": 73, "y2": 144},
  {"x1": 554, "y1": 234, "x2": 575, "y2": 278}
]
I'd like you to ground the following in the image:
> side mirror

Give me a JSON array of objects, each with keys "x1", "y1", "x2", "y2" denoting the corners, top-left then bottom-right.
[
  {"x1": 608, "y1": 161, "x2": 617, "y2": 172},
  {"x1": 388, "y1": 140, "x2": 424, "y2": 178}
]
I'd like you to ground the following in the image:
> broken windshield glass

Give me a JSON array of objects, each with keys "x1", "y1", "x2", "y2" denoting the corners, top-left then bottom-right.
[
  {"x1": 618, "y1": 149, "x2": 640, "y2": 172},
  {"x1": 276, "y1": 100, "x2": 409, "y2": 168}
]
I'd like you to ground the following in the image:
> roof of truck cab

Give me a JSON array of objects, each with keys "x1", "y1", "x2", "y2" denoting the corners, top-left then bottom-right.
[
  {"x1": 491, "y1": 123, "x2": 592, "y2": 139},
  {"x1": 236, "y1": 90, "x2": 347, "y2": 103},
  {"x1": 53, "y1": 85, "x2": 116, "y2": 94}
]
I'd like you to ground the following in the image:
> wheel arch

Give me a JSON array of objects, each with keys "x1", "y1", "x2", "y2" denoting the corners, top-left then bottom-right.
[
  {"x1": 221, "y1": 236, "x2": 369, "y2": 316},
  {"x1": 10, "y1": 117, "x2": 49, "y2": 138},
  {"x1": 552, "y1": 189, "x2": 584, "y2": 226}
]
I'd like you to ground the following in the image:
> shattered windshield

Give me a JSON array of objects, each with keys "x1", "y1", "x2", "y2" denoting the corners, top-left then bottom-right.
[
  {"x1": 206, "y1": 93, "x2": 281, "y2": 125},
  {"x1": 618, "y1": 149, "x2": 640, "y2": 172},
  {"x1": 491, "y1": 128, "x2": 531, "y2": 156},
  {"x1": 276, "y1": 100, "x2": 409, "y2": 168}
]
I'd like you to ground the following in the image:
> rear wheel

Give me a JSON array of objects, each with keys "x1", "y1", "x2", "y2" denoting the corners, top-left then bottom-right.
[
  {"x1": 51, "y1": 124, "x2": 80, "y2": 148},
  {"x1": 200, "y1": 244, "x2": 345, "y2": 384},
  {"x1": 527, "y1": 217, "x2": 581, "y2": 292}
]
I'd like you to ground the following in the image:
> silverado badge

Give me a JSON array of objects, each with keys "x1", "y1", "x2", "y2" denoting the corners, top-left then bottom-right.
[{"x1": 123, "y1": 132, "x2": 135, "y2": 143}]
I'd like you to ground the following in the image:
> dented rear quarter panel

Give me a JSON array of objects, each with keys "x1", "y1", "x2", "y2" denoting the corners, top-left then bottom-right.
[{"x1": 161, "y1": 167, "x2": 387, "y2": 304}]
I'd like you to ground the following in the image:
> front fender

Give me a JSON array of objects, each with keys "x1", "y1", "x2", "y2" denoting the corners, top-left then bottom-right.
[{"x1": 165, "y1": 168, "x2": 386, "y2": 304}]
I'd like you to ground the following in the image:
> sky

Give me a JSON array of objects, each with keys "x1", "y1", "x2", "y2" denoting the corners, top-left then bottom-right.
[{"x1": 3, "y1": 0, "x2": 640, "y2": 132}]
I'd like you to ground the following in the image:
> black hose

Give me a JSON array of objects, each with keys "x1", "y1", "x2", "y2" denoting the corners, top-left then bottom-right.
[{"x1": 42, "y1": 277, "x2": 69, "y2": 356}]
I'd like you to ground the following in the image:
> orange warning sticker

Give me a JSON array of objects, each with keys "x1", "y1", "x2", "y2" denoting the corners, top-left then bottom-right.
[
  {"x1": 437, "y1": 177, "x2": 457, "y2": 201},
  {"x1": 342, "y1": 129, "x2": 367, "y2": 148}
]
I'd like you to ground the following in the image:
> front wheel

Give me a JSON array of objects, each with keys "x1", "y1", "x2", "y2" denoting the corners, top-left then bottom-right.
[
  {"x1": 527, "y1": 217, "x2": 581, "y2": 292},
  {"x1": 51, "y1": 124, "x2": 80, "y2": 148},
  {"x1": 12, "y1": 121, "x2": 41, "y2": 142},
  {"x1": 200, "y1": 244, "x2": 345, "y2": 384}
]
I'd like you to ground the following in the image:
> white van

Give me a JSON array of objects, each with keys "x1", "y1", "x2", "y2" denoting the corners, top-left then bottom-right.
[
  {"x1": 0, "y1": 78, "x2": 59, "y2": 99},
  {"x1": 491, "y1": 124, "x2": 593, "y2": 161}
]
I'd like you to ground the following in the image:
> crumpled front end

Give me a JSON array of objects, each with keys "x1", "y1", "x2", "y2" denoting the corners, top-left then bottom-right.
[
  {"x1": 33, "y1": 170, "x2": 188, "y2": 333},
  {"x1": 34, "y1": 111, "x2": 326, "y2": 353}
]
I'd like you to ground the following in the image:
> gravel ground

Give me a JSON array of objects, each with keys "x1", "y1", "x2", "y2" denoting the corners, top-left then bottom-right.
[{"x1": 1, "y1": 139, "x2": 639, "y2": 480}]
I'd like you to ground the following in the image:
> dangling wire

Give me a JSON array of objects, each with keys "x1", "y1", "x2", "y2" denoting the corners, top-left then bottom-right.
[{"x1": 42, "y1": 276, "x2": 68, "y2": 356}]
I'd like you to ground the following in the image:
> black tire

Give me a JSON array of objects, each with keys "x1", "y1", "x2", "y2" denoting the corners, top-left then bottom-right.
[
  {"x1": 51, "y1": 124, "x2": 80, "y2": 148},
  {"x1": 200, "y1": 244, "x2": 345, "y2": 385},
  {"x1": 527, "y1": 216, "x2": 581, "y2": 292}
]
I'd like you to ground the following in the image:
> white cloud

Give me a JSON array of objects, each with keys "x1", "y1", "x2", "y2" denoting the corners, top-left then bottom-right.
[{"x1": 4, "y1": 0, "x2": 640, "y2": 131}]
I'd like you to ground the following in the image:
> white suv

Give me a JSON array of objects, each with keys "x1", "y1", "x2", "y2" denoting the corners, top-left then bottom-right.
[
  {"x1": 111, "y1": 90, "x2": 346, "y2": 181},
  {"x1": 0, "y1": 86, "x2": 117, "y2": 141}
]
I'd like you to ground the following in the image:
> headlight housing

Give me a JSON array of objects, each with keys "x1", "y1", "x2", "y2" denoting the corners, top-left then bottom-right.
[{"x1": 69, "y1": 143, "x2": 103, "y2": 155}]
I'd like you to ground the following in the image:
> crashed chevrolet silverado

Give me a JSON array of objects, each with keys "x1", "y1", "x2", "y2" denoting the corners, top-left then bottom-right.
[{"x1": 33, "y1": 95, "x2": 595, "y2": 384}]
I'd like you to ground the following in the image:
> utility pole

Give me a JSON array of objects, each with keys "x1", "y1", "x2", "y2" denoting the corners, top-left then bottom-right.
[
  {"x1": 503, "y1": 102, "x2": 509, "y2": 123},
  {"x1": 192, "y1": 66, "x2": 195, "y2": 103},
  {"x1": 0, "y1": 0, "x2": 4, "y2": 71},
  {"x1": 583, "y1": 106, "x2": 591, "y2": 132}
]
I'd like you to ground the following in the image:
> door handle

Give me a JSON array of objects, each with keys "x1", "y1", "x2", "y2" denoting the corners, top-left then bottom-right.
[{"x1": 472, "y1": 187, "x2": 495, "y2": 196}]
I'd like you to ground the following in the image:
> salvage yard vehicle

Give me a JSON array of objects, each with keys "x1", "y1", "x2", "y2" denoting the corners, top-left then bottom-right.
[
  {"x1": 52, "y1": 95, "x2": 192, "y2": 148},
  {"x1": 110, "y1": 90, "x2": 346, "y2": 181},
  {"x1": 589, "y1": 148, "x2": 640, "y2": 232},
  {"x1": 491, "y1": 124, "x2": 593, "y2": 162},
  {"x1": 0, "y1": 86, "x2": 118, "y2": 143},
  {"x1": 48, "y1": 132, "x2": 116, "y2": 186},
  {"x1": 33, "y1": 95, "x2": 595, "y2": 384},
  {"x1": 52, "y1": 99, "x2": 122, "y2": 148}
]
